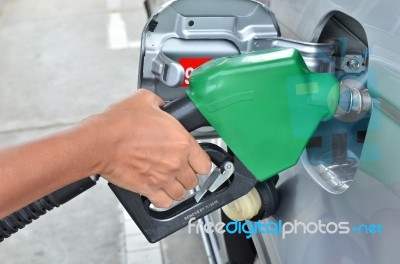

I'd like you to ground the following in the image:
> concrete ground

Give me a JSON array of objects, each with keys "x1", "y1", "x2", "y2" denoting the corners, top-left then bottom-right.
[{"x1": 0, "y1": 0, "x2": 208, "y2": 263}]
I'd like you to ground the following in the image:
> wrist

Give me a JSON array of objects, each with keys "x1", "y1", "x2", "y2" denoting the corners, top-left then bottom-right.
[
  {"x1": 75, "y1": 115, "x2": 119, "y2": 177},
  {"x1": 64, "y1": 120, "x2": 107, "y2": 179}
]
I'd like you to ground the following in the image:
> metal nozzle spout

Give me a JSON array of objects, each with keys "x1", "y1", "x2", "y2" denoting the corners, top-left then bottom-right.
[
  {"x1": 335, "y1": 83, "x2": 372, "y2": 122},
  {"x1": 222, "y1": 178, "x2": 279, "y2": 221}
]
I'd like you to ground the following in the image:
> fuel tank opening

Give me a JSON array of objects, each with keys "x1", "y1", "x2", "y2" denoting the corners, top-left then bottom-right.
[{"x1": 303, "y1": 12, "x2": 370, "y2": 194}]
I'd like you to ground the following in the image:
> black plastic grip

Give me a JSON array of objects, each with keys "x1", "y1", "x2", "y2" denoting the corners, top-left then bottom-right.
[
  {"x1": 0, "y1": 177, "x2": 97, "y2": 242},
  {"x1": 162, "y1": 94, "x2": 210, "y2": 131},
  {"x1": 109, "y1": 145, "x2": 258, "y2": 243}
]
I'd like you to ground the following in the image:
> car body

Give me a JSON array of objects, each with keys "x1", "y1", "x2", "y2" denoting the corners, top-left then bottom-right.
[{"x1": 253, "y1": 1, "x2": 400, "y2": 263}]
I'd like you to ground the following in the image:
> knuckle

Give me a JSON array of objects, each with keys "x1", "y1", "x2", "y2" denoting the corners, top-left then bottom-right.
[
  {"x1": 188, "y1": 176, "x2": 199, "y2": 189},
  {"x1": 174, "y1": 133, "x2": 192, "y2": 148},
  {"x1": 202, "y1": 161, "x2": 212, "y2": 174},
  {"x1": 149, "y1": 174, "x2": 167, "y2": 186},
  {"x1": 136, "y1": 90, "x2": 153, "y2": 102},
  {"x1": 166, "y1": 157, "x2": 184, "y2": 171},
  {"x1": 137, "y1": 88, "x2": 151, "y2": 97},
  {"x1": 170, "y1": 189, "x2": 186, "y2": 201},
  {"x1": 147, "y1": 176, "x2": 158, "y2": 186},
  {"x1": 158, "y1": 176, "x2": 170, "y2": 185},
  {"x1": 177, "y1": 190, "x2": 187, "y2": 200},
  {"x1": 137, "y1": 89, "x2": 163, "y2": 105},
  {"x1": 197, "y1": 159, "x2": 212, "y2": 175},
  {"x1": 175, "y1": 142, "x2": 191, "y2": 154},
  {"x1": 140, "y1": 183, "x2": 153, "y2": 194},
  {"x1": 178, "y1": 172, "x2": 197, "y2": 188}
]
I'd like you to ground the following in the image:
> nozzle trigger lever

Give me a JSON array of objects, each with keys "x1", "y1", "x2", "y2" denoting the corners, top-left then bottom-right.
[{"x1": 195, "y1": 161, "x2": 234, "y2": 202}]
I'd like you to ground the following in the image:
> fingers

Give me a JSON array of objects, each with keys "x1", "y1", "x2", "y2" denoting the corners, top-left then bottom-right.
[
  {"x1": 152, "y1": 166, "x2": 197, "y2": 208},
  {"x1": 188, "y1": 136, "x2": 212, "y2": 175},
  {"x1": 162, "y1": 180, "x2": 188, "y2": 201},
  {"x1": 148, "y1": 190, "x2": 173, "y2": 208},
  {"x1": 176, "y1": 166, "x2": 199, "y2": 190},
  {"x1": 148, "y1": 179, "x2": 189, "y2": 208},
  {"x1": 148, "y1": 167, "x2": 198, "y2": 207}
]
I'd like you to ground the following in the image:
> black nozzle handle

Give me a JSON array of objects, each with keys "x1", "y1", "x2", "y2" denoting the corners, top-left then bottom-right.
[
  {"x1": 162, "y1": 94, "x2": 210, "y2": 131},
  {"x1": 108, "y1": 95, "x2": 258, "y2": 243},
  {"x1": 109, "y1": 93, "x2": 259, "y2": 243},
  {"x1": 109, "y1": 143, "x2": 258, "y2": 243}
]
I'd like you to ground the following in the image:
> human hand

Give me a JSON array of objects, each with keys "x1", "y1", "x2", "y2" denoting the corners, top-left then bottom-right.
[{"x1": 86, "y1": 89, "x2": 211, "y2": 208}]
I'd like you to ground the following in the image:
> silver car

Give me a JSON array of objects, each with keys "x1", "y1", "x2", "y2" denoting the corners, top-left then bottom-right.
[{"x1": 252, "y1": 1, "x2": 400, "y2": 264}]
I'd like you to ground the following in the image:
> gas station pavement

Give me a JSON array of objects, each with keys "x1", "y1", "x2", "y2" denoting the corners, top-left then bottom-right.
[{"x1": 0, "y1": 0, "x2": 207, "y2": 263}]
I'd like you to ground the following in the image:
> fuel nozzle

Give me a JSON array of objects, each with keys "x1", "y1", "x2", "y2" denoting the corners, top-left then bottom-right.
[
  {"x1": 335, "y1": 82, "x2": 372, "y2": 121},
  {"x1": 222, "y1": 176, "x2": 279, "y2": 221}
]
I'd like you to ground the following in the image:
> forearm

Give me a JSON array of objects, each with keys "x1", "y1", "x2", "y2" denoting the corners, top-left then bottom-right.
[{"x1": 0, "y1": 125, "x2": 102, "y2": 219}]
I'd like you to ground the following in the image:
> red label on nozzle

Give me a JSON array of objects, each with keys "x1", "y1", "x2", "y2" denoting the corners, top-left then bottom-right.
[{"x1": 179, "y1": 58, "x2": 212, "y2": 87}]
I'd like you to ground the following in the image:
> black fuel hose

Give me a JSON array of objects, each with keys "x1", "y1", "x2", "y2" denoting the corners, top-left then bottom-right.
[{"x1": 0, "y1": 176, "x2": 97, "y2": 242}]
